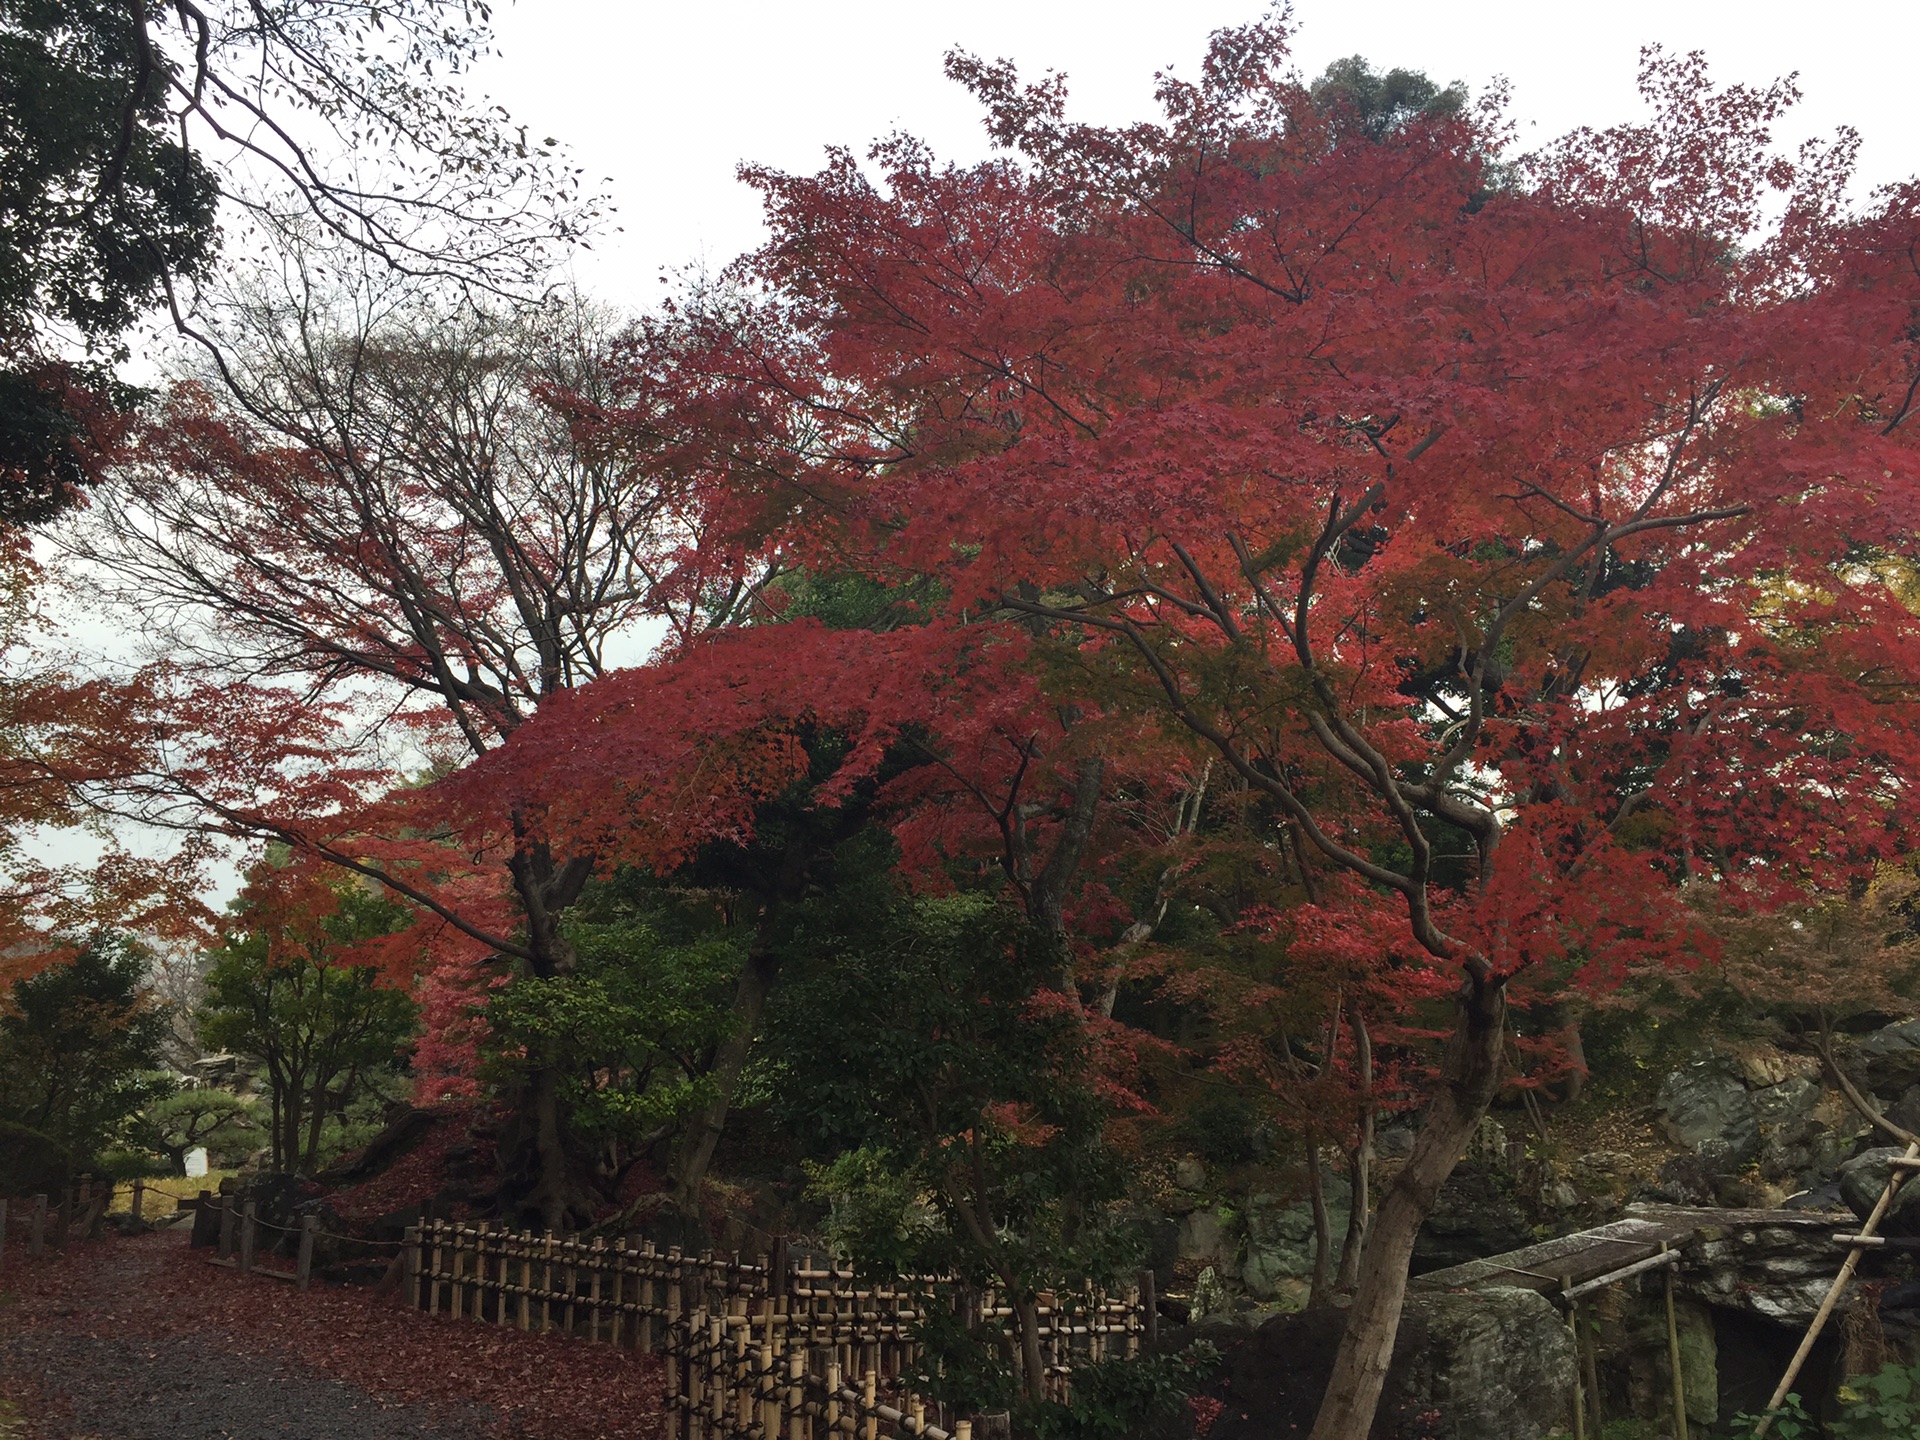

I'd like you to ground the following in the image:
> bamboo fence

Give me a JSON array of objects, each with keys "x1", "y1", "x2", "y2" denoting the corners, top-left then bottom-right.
[{"x1": 403, "y1": 1221, "x2": 1155, "y2": 1439}]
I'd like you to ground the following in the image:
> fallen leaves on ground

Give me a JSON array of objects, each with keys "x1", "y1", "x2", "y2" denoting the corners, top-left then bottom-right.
[{"x1": 1, "y1": 1229, "x2": 663, "y2": 1439}]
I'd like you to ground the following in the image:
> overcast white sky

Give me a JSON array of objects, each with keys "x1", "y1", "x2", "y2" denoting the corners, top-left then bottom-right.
[{"x1": 480, "y1": 0, "x2": 1920, "y2": 311}]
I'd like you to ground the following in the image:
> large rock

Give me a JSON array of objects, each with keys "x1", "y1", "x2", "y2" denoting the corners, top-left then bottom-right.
[
  {"x1": 1851, "y1": 1021, "x2": 1920, "y2": 1094},
  {"x1": 1658, "y1": 1063, "x2": 1761, "y2": 1169},
  {"x1": 1839, "y1": 1147, "x2": 1920, "y2": 1238},
  {"x1": 1187, "y1": 1288, "x2": 1574, "y2": 1440},
  {"x1": 1176, "y1": 1205, "x2": 1237, "y2": 1268},
  {"x1": 1751, "y1": 1077, "x2": 1824, "y2": 1180},
  {"x1": 1413, "y1": 1165, "x2": 1533, "y2": 1273},
  {"x1": 1240, "y1": 1179, "x2": 1349, "y2": 1300},
  {"x1": 1398, "y1": 1288, "x2": 1578, "y2": 1440}
]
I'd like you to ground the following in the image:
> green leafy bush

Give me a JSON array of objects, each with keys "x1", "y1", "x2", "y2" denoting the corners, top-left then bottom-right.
[
  {"x1": 1834, "y1": 1360, "x2": 1920, "y2": 1437},
  {"x1": 1016, "y1": 1344, "x2": 1220, "y2": 1440}
]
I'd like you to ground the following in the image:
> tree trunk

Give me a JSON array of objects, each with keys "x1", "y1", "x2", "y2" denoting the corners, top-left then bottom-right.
[
  {"x1": 672, "y1": 945, "x2": 780, "y2": 1206},
  {"x1": 672, "y1": 839, "x2": 810, "y2": 1207},
  {"x1": 524, "y1": 1064, "x2": 571, "y2": 1231},
  {"x1": 1337, "y1": 1013, "x2": 1374, "y2": 1293},
  {"x1": 1305, "y1": 1126, "x2": 1333, "y2": 1309},
  {"x1": 1308, "y1": 973, "x2": 1506, "y2": 1440},
  {"x1": 1015, "y1": 1296, "x2": 1046, "y2": 1402},
  {"x1": 304, "y1": 1075, "x2": 328, "y2": 1173}
]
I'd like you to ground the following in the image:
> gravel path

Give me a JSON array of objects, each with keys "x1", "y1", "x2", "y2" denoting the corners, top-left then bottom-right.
[
  {"x1": 1, "y1": 1225, "x2": 492, "y2": 1440},
  {"x1": 2, "y1": 1329, "x2": 488, "y2": 1440},
  {"x1": 0, "y1": 1221, "x2": 659, "y2": 1440}
]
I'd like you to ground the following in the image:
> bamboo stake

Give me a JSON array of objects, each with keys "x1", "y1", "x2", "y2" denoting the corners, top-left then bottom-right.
[
  {"x1": 540, "y1": 1231, "x2": 554, "y2": 1333},
  {"x1": 1663, "y1": 1244, "x2": 1689, "y2": 1440},
  {"x1": 429, "y1": 1220, "x2": 445, "y2": 1315},
  {"x1": 518, "y1": 1229, "x2": 532, "y2": 1330},
  {"x1": 1756, "y1": 1137, "x2": 1920, "y2": 1436},
  {"x1": 590, "y1": 1236, "x2": 606, "y2": 1342},
  {"x1": 404, "y1": 1224, "x2": 421, "y2": 1309},
  {"x1": 1563, "y1": 1276, "x2": 1586, "y2": 1440}
]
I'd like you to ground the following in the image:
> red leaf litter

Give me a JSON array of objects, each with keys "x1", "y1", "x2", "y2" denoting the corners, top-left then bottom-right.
[
  {"x1": 326, "y1": 1105, "x2": 480, "y2": 1224},
  {"x1": 1, "y1": 1228, "x2": 664, "y2": 1439}
]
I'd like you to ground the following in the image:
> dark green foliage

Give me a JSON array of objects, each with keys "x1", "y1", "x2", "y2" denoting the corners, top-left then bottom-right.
[
  {"x1": 138, "y1": 1087, "x2": 262, "y2": 1173},
  {"x1": 1018, "y1": 1344, "x2": 1219, "y2": 1440},
  {"x1": 769, "y1": 884, "x2": 1137, "y2": 1401},
  {"x1": 0, "y1": 0, "x2": 218, "y2": 346},
  {"x1": 485, "y1": 877, "x2": 742, "y2": 1155},
  {"x1": 0, "y1": 0, "x2": 218, "y2": 523},
  {"x1": 0, "y1": 936, "x2": 171, "y2": 1163},
  {"x1": 1308, "y1": 56, "x2": 1468, "y2": 142},
  {"x1": 200, "y1": 886, "x2": 418, "y2": 1173},
  {"x1": 0, "y1": 1117, "x2": 70, "y2": 1196},
  {"x1": 1175, "y1": 1092, "x2": 1267, "y2": 1169}
]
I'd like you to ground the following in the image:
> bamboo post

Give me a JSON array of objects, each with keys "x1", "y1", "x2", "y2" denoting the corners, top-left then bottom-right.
[
  {"x1": 1662, "y1": 1243, "x2": 1689, "y2": 1440},
  {"x1": 1580, "y1": 1292, "x2": 1603, "y2": 1432},
  {"x1": 238, "y1": 1200, "x2": 256, "y2": 1274},
  {"x1": 518, "y1": 1229, "x2": 532, "y2": 1330},
  {"x1": 429, "y1": 1219, "x2": 445, "y2": 1315},
  {"x1": 1563, "y1": 1276, "x2": 1586, "y2": 1440},
  {"x1": 540, "y1": 1231, "x2": 555, "y2": 1333},
  {"x1": 639, "y1": 1240, "x2": 657, "y2": 1353},
  {"x1": 495, "y1": 1224, "x2": 511, "y2": 1327},
  {"x1": 757, "y1": 1341, "x2": 775, "y2": 1437},
  {"x1": 863, "y1": 1368, "x2": 879, "y2": 1440},
  {"x1": 610, "y1": 1237, "x2": 626, "y2": 1346},
  {"x1": 217, "y1": 1195, "x2": 234, "y2": 1261},
  {"x1": 1756, "y1": 1138, "x2": 1920, "y2": 1436},
  {"x1": 590, "y1": 1236, "x2": 606, "y2": 1342},
  {"x1": 296, "y1": 1214, "x2": 317, "y2": 1291},
  {"x1": 403, "y1": 1224, "x2": 421, "y2": 1308},
  {"x1": 666, "y1": 1248, "x2": 684, "y2": 1411},
  {"x1": 1139, "y1": 1268, "x2": 1157, "y2": 1352},
  {"x1": 28, "y1": 1193, "x2": 45, "y2": 1258}
]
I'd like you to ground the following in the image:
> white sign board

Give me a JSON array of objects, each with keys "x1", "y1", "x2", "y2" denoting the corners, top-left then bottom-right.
[{"x1": 184, "y1": 1146, "x2": 209, "y2": 1178}]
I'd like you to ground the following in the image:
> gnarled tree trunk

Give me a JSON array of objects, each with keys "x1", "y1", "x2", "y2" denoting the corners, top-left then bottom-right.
[{"x1": 1309, "y1": 972, "x2": 1506, "y2": 1440}]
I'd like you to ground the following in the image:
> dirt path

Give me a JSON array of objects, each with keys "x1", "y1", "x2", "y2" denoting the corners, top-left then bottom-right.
[{"x1": 0, "y1": 1223, "x2": 663, "y2": 1440}]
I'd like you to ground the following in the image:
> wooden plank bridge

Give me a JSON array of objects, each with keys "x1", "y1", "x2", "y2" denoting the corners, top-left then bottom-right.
[{"x1": 1413, "y1": 1203, "x2": 1848, "y2": 1296}]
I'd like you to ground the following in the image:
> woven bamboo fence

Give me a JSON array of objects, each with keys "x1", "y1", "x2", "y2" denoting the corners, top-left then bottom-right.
[{"x1": 403, "y1": 1221, "x2": 1156, "y2": 1439}]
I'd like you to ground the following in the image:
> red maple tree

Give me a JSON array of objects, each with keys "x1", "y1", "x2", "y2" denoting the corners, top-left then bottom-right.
[{"x1": 562, "y1": 22, "x2": 1920, "y2": 1436}]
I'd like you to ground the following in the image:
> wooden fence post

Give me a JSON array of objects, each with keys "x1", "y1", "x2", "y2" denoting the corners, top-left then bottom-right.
[
  {"x1": 27, "y1": 1194, "x2": 45, "y2": 1258},
  {"x1": 1139, "y1": 1268, "x2": 1158, "y2": 1351},
  {"x1": 238, "y1": 1200, "x2": 256, "y2": 1274},
  {"x1": 131, "y1": 1177, "x2": 144, "y2": 1223},
  {"x1": 296, "y1": 1214, "x2": 317, "y2": 1291},
  {"x1": 403, "y1": 1223, "x2": 422, "y2": 1309}
]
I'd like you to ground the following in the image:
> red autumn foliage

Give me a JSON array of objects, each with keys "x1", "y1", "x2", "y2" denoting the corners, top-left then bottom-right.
[{"x1": 550, "y1": 22, "x2": 1920, "y2": 1437}]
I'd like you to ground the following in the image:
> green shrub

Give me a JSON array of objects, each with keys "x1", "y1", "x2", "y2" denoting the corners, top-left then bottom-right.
[
  {"x1": 0, "y1": 1119, "x2": 70, "y2": 1196},
  {"x1": 1016, "y1": 1345, "x2": 1219, "y2": 1440}
]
